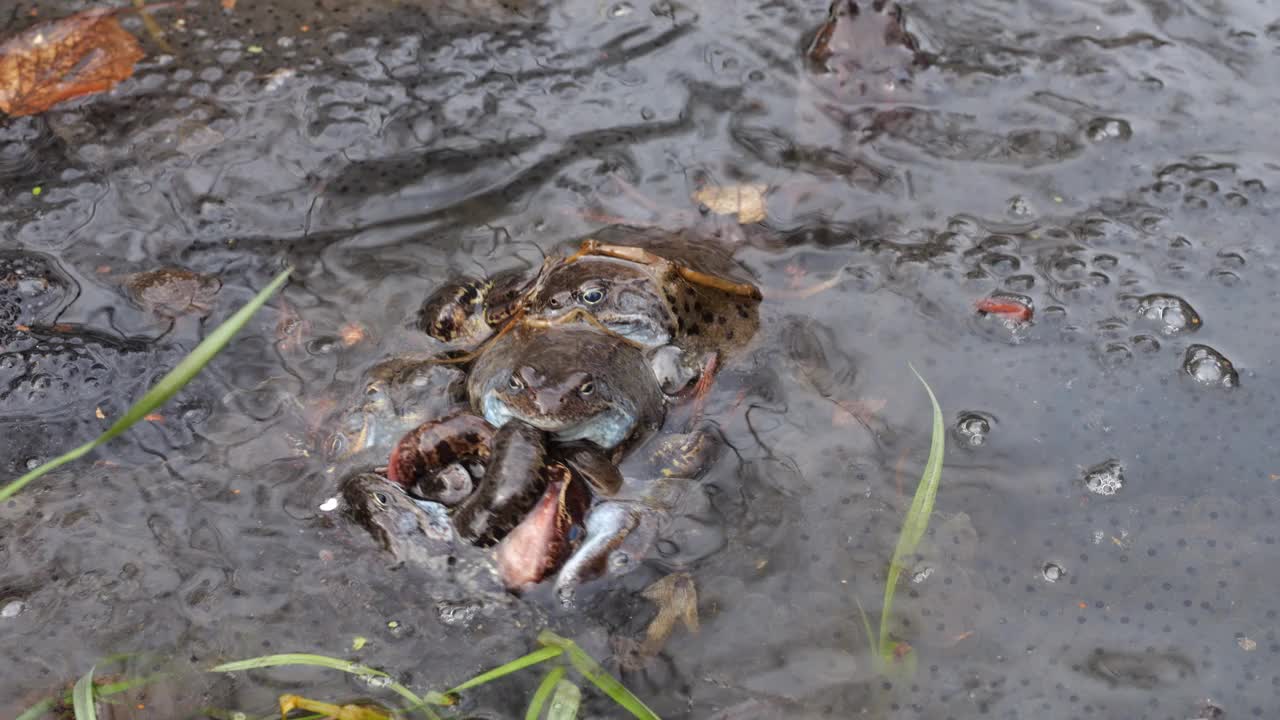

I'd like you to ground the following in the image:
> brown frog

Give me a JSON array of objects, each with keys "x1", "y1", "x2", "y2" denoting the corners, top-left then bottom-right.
[
  {"x1": 805, "y1": 0, "x2": 930, "y2": 100},
  {"x1": 123, "y1": 268, "x2": 222, "y2": 318},
  {"x1": 417, "y1": 225, "x2": 762, "y2": 394}
]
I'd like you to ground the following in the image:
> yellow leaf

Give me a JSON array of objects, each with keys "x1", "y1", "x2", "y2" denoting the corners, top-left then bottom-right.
[{"x1": 691, "y1": 184, "x2": 768, "y2": 224}]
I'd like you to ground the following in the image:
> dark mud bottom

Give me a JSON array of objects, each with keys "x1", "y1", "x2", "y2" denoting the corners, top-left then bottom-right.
[{"x1": 2, "y1": 1, "x2": 1279, "y2": 718}]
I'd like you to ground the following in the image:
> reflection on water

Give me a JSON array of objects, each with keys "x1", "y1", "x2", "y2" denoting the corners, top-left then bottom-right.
[{"x1": 3, "y1": 0, "x2": 1280, "y2": 717}]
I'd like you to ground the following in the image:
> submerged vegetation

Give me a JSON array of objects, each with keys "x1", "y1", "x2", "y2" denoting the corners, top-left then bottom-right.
[
  {"x1": 23, "y1": 631, "x2": 655, "y2": 720},
  {"x1": 0, "y1": 267, "x2": 293, "y2": 501},
  {"x1": 863, "y1": 365, "x2": 946, "y2": 677}
]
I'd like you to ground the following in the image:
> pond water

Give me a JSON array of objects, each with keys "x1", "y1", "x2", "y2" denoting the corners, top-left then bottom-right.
[{"x1": 3, "y1": 0, "x2": 1279, "y2": 717}]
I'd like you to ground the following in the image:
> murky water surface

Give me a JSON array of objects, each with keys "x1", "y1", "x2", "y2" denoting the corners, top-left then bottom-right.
[{"x1": 3, "y1": 0, "x2": 1280, "y2": 717}]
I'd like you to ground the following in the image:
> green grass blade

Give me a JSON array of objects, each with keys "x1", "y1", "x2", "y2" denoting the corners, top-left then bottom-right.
[
  {"x1": 15, "y1": 698, "x2": 54, "y2": 720},
  {"x1": 525, "y1": 666, "x2": 567, "y2": 720},
  {"x1": 16, "y1": 671, "x2": 169, "y2": 720},
  {"x1": 210, "y1": 652, "x2": 446, "y2": 717},
  {"x1": 446, "y1": 645, "x2": 563, "y2": 696},
  {"x1": 0, "y1": 267, "x2": 293, "y2": 501},
  {"x1": 537, "y1": 631, "x2": 658, "y2": 720},
  {"x1": 72, "y1": 665, "x2": 97, "y2": 720},
  {"x1": 547, "y1": 679, "x2": 582, "y2": 720},
  {"x1": 877, "y1": 364, "x2": 946, "y2": 665}
]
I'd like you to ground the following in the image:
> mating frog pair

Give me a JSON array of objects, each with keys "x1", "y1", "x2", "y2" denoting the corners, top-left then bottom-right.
[{"x1": 382, "y1": 225, "x2": 760, "y2": 603}]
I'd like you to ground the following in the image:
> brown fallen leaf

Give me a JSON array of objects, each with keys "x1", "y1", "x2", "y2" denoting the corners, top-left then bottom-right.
[
  {"x1": 0, "y1": 7, "x2": 145, "y2": 117},
  {"x1": 691, "y1": 184, "x2": 768, "y2": 224}
]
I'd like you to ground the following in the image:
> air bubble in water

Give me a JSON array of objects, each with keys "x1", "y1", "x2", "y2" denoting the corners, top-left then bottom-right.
[
  {"x1": 1083, "y1": 459, "x2": 1124, "y2": 496},
  {"x1": 1136, "y1": 294, "x2": 1201, "y2": 334},
  {"x1": 1041, "y1": 563, "x2": 1065, "y2": 582},
  {"x1": 1086, "y1": 117, "x2": 1132, "y2": 142},
  {"x1": 953, "y1": 411, "x2": 993, "y2": 447},
  {"x1": 1183, "y1": 344, "x2": 1238, "y2": 388}
]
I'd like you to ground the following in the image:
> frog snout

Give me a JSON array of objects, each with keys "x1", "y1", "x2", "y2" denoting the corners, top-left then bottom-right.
[
  {"x1": 531, "y1": 388, "x2": 568, "y2": 416},
  {"x1": 515, "y1": 365, "x2": 545, "y2": 388}
]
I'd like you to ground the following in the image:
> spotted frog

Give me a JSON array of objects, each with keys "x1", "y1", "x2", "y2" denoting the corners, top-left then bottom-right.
[{"x1": 421, "y1": 226, "x2": 762, "y2": 395}]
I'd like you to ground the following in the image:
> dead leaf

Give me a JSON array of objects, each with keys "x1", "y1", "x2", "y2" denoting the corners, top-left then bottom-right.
[
  {"x1": 832, "y1": 398, "x2": 887, "y2": 427},
  {"x1": 339, "y1": 323, "x2": 366, "y2": 347},
  {"x1": 691, "y1": 184, "x2": 768, "y2": 224},
  {"x1": 0, "y1": 7, "x2": 145, "y2": 117},
  {"x1": 221, "y1": 0, "x2": 237, "y2": 9}
]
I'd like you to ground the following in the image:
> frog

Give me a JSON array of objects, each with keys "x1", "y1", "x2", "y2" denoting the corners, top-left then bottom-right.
[
  {"x1": 122, "y1": 267, "x2": 222, "y2": 318},
  {"x1": 419, "y1": 226, "x2": 763, "y2": 397},
  {"x1": 378, "y1": 319, "x2": 657, "y2": 550},
  {"x1": 465, "y1": 320, "x2": 666, "y2": 455},
  {"x1": 805, "y1": 0, "x2": 931, "y2": 101},
  {"x1": 415, "y1": 267, "x2": 534, "y2": 347},
  {"x1": 322, "y1": 356, "x2": 468, "y2": 467},
  {"x1": 553, "y1": 423, "x2": 723, "y2": 607},
  {"x1": 524, "y1": 225, "x2": 762, "y2": 393},
  {"x1": 341, "y1": 467, "x2": 590, "y2": 595}
]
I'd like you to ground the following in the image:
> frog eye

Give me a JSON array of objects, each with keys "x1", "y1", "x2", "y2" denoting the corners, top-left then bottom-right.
[
  {"x1": 325, "y1": 434, "x2": 346, "y2": 458},
  {"x1": 578, "y1": 380, "x2": 595, "y2": 396},
  {"x1": 373, "y1": 491, "x2": 390, "y2": 507},
  {"x1": 580, "y1": 287, "x2": 606, "y2": 305},
  {"x1": 508, "y1": 374, "x2": 525, "y2": 391},
  {"x1": 611, "y1": 552, "x2": 631, "y2": 568}
]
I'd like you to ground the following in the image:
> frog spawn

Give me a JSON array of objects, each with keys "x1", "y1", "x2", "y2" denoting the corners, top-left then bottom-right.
[
  {"x1": 1135, "y1": 293, "x2": 1201, "y2": 335},
  {"x1": 952, "y1": 410, "x2": 994, "y2": 448},
  {"x1": 1083, "y1": 459, "x2": 1125, "y2": 497},
  {"x1": 1183, "y1": 344, "x2": 1238, "y2": 388}
]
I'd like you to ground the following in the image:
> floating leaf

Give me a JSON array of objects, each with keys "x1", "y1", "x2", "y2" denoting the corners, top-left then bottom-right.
[
  {"x1": 691, "y1": 183, "x2": 768, "y2": 224},
  {"x1": 0, "y1": 7, "x2": 145, "y2": 117}
]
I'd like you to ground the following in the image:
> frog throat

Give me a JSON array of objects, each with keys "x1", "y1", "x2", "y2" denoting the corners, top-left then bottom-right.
[{"x1": 480, "y1": 392, "x2": 636, "y2": 449}]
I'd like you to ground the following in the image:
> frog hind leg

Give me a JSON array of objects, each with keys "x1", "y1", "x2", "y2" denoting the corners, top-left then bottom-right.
[{"x1": 568, "y1": 240, "x2": 763, "y2": 300}]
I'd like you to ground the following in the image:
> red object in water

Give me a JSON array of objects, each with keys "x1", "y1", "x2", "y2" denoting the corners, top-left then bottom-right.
[{"x1": 975, "y1": 297, "x2": 1033, "y2": 323}]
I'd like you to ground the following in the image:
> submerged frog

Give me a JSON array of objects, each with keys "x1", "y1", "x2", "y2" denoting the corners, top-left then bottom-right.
[
  {"x1": 342, "y1": 468, "x2": 589, "y2": 595},
  {"x1": 323, "y1": 356, "x2": 467, "y2": 467},
  {"x1": 554, "y1": 424, "x2": 722, "y2": 607},
  {"x1": 805, "y1": 0, "x2": 930, "y2": 100},
  {"x1": 123, "y1": 268, "x2": 222, "y2": 318}
]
